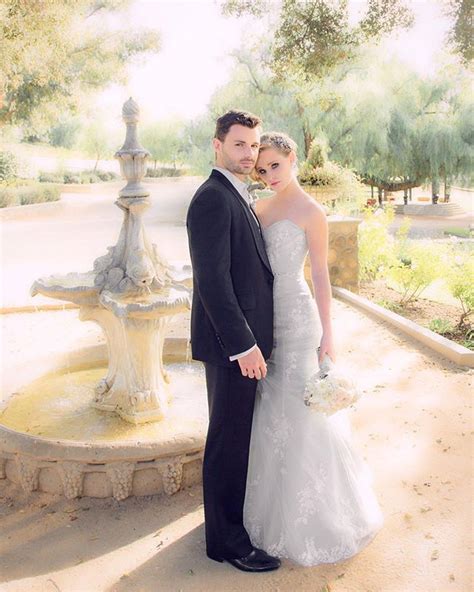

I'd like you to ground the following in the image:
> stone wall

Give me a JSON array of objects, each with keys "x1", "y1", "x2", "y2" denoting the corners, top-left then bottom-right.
[{"x1": 304, "y1": 215, "x2": 361, "y2": 293}]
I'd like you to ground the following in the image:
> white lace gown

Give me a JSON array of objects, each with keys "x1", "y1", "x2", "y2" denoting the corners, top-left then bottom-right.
[{"x1": 243, "y1": 219, "x2": 384, "y2": 566}]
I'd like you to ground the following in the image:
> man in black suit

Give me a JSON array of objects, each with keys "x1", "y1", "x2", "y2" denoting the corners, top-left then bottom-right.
[{"x1": 186, "y1": 111, "x2": 280, "y2": 572}]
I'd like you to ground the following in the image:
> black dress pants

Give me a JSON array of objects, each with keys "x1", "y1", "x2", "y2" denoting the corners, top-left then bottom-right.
[{"x1": 203, "y1": 362, "x2": 258, "y2": 559}]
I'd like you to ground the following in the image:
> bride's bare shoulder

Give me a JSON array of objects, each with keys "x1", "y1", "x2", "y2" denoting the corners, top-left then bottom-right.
[
  {"x1": 254, "y1": 196, "x2": 274, "y2": 216},
  {"x1": 301, "y1": 192, "x2": 327, "y2": 217}
]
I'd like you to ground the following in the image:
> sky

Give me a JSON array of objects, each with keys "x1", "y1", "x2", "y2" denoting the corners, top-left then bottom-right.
[{"x1": 96, "y1": 0, "x2": 454, "y2": 124}]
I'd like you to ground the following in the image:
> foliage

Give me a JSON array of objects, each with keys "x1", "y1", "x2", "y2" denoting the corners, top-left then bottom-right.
[
  {"x1": 141, "y1": 120, "x2": 186, "y2": 169},
  {"x1": 358, "y1": 207, "x2": 397, "y2": 282},
  {"x1": 444, "y1": 0, "x2": 474, "y2": 64},
  {"x1": 463, "y1": 328, "x2": 474, "y2": 349},
  {"x1": 222, "y1": 0, "x2": 414, "y2": 80},
  {"x1": 145, "y1": 167, "x2": 186, "y2": 178},
  {"x1": 447, "y1": 256, "x2": 474, "y2": 327},
  {"x1": 305, "y1": 136, "x2": 330, "y2": 168},
  {"x1": 325, "y1": 54, "x2": 474, "y2": 190},
  {"x1": 299, "y1": 145, "x2": 366, "y2": 214},
  {"x1": 0, "y1": 0, "x2": 160, "y2": 126},
  {"x1": 376, "y1": 299, "x2": 404, "y2": 314},
  {"x1": 48, "y1": 117, "x2": 81, "y2": 149},
  {"x1": 388, "y1": 243, "x2": 442, "y2": 305},
  {"x1": 78, "y1": 122, "x2": 117, "y2": 171},
  {"x1": 429, "y1": 318, "x2": 455, "y2": 335},
  {"x1": 38, "y1": 169, "x2": 119, "y2": 184},
  {"x1": 0, "y1": 151, "x2": 18, "y2": 184},
  {"x1": 0, "y1": 183, "x2": 60, "y2": 208}
]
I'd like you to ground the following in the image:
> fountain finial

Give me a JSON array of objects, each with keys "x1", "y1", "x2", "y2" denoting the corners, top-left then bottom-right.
[
  {"x1": 115, "y1": 98, "x2": 150, "y2": 198},
  {"x1": 122, "y1": 97, "x2": 140, "y2": 124}
]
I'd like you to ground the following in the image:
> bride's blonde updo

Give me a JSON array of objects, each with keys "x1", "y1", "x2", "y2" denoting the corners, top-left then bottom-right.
[{"x1": 259, "y1": 132, "x2": 298, "y2": 156}]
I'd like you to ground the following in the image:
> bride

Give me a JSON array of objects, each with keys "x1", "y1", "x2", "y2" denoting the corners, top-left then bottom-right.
[{"x1": 243, "y1": 132, "x2": 384, "y2": 566}]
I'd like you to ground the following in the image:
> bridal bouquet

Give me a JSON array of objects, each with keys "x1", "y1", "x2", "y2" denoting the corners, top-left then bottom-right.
[{"x1": 303, "y1": 352, "x2": 362, "y2": 415}]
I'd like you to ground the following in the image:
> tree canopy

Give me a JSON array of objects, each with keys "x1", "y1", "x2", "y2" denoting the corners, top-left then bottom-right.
[
  {"x1": 0, "y1": 0, "x2": 160, "y2": 126},
  {"x1": 222, "y1": 0, "x2": 414, "y2": 79},
  {"x1": 445, "y1": 0, "x2": 474, "y2": 65}
]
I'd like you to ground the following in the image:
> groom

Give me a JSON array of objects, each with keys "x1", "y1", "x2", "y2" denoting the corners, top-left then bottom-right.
[{"x1": 186, "y1": 110, "x2": 279, "y2": 572}]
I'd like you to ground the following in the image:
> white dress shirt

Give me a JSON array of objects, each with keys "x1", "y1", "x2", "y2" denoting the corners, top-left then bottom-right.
[{"x1": 212, "y1": 166, "x2": 259, "y2": 361}]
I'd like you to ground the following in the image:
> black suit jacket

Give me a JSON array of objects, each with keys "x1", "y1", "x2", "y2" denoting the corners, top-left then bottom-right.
[{"x1": 186, "y1": 169, "x2": 274, "y2": 367}]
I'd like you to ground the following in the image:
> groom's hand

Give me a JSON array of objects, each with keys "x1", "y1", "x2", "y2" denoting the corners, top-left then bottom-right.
[{"x1": 238, "y1": 346, "x2": 267, "y2": 380}]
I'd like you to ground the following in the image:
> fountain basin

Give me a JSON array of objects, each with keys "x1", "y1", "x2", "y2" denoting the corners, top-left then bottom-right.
[{"x1": 0, "y1": 337, "x2": 208, "y2": 500}]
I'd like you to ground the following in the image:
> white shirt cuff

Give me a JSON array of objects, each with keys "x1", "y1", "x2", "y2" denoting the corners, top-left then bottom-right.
[{"x1": 229, "y1": 344, "x2": 257, "y2": 361}]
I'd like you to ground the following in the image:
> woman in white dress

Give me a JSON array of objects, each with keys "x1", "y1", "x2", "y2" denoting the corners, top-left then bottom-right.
[{"x1": 243, "y1": 132, "x2": 384, "y2": 566}]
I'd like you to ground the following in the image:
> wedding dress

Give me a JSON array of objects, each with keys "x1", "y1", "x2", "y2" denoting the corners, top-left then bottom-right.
[{"x1": 243, "y1": 219, "x2": 384, "y2": 566}]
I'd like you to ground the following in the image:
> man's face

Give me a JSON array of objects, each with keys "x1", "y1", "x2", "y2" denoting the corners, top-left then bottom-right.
[{"x1": 213, "y1": 124, "x2": 261, "y2": 179}]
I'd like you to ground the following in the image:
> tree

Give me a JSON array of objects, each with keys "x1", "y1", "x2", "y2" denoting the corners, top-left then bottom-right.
[
  {"x1": 49, "y1": 117, "x2": 82, "y2": 149},
  {"x1": 79, "y1": 121, "x2": 115, "y2": 171},
  {"x1": 0, "y1": 0, "x2": 160, "y2": 126},
  {"x1": 444, "y1": 0, "x2": 474, "y2": 65},
  {"x1": 223, "y1": 0, "x2": 414, "y2": 80},
  {"x1": 315, "y1": 53, "x2": 473, "y2": 202},
  {"x1": 141, "y1": 120, "x2": 185, "y2": 170}
]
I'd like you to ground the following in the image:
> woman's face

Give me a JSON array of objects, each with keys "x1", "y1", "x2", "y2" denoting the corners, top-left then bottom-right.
[{"x1": 255, "y1": 147, "x2": 295, "y2": 193}]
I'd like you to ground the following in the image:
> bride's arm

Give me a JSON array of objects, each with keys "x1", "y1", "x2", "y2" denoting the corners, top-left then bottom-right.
[{"x1": 305, "y1": 204, "x2": 336, "y2": 363}]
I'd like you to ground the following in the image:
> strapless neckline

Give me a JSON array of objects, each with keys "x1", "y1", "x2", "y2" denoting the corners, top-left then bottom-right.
[{"x1": 261, "y1": 218, "x2": 305, "y2": 234}]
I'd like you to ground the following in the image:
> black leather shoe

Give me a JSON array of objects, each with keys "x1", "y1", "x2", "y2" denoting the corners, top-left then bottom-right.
[{"x1": 210, "y1": 548, "x2": 281, "y2": 572}]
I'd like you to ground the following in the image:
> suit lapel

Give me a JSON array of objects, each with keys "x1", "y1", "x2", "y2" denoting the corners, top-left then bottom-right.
[{"x1": 210, "y1": 170, "x2": 272, "y2": 274}]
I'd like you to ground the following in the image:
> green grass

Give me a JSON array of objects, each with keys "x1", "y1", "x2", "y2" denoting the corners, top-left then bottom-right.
[{"x1": 443, "y1": 227, "x2": 471, "y2": 238}]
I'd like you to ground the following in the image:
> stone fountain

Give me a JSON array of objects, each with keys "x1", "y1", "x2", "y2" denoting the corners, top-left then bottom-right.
[{"x1": 0, "y1": 99, "x2": 207, "y2": 500}]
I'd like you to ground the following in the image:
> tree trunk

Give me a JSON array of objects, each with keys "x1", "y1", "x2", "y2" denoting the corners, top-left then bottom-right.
[
  {"x1": 303, "y1": 125, "x2": 313, "y2": 159},
  {"x1": 431, "y1": 178, "x2": 440, "y2": 204},
  {"x1": 444, "y1": 175, "x2": 451, "y2": 203},
  {"x1": 295, "y1": 97, "x2": 313, "y2": 158}
]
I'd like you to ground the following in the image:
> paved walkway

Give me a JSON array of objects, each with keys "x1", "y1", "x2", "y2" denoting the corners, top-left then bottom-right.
[{"x1": 0, "y1": 179, "x2": 201, "y2": 310}]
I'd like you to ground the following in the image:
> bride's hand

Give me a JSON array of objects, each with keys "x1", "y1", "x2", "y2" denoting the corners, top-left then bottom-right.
[{"x1": 318, "y1": 333, "x2": 335, "y2": 364}]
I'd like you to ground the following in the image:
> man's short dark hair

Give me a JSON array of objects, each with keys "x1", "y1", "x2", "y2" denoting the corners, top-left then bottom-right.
[{"x1": 214, "y1": 110, "x2": 262, "y2": 141}]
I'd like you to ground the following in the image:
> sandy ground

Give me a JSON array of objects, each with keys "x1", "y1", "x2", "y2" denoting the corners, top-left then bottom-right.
[
  {"x1": 1, "y1": 181, "x2": 473, "y2": 591},
  {"x1": 1, "y1": 299, "x2": 472, "y2": 592}
]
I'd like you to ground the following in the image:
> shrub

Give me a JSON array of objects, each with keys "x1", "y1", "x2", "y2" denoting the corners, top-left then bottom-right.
[
  {"x1": 447, "y1": 257, "x2": 474, "y2": 328},
  {"x1": 80, "y1": 172, "x2": 100, "y2": 184},
  {"x1": 0, "y1": 151, "x2": 18, "y2": 183},
  {"x1": 0, "y1": 183, "x2": 60, "y2": 208},
  {"x1": 299, "y1": 156, "x2": 366, "y2": 215},
  {"x1": 145, "y1": 166, "x2": 185, "y2": 178},
  {"x1": 358, "y1": 207, "x2": 398, "y2": 282},
  {"x1": 38, "y1": 171, "x2": 63, "y2": 183},
  {"x1": 38, "y1": 169, "x2": 120, "y2": 184},
  {"x1": 388, "y1": 243, "x2": 442, "y2": 305},
  {"x1": 96, "y1": 170, "x2": 119, "y2": 181},
  {"x1": 63, "y1": 172, "x2": 81, "y2": 184}
]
